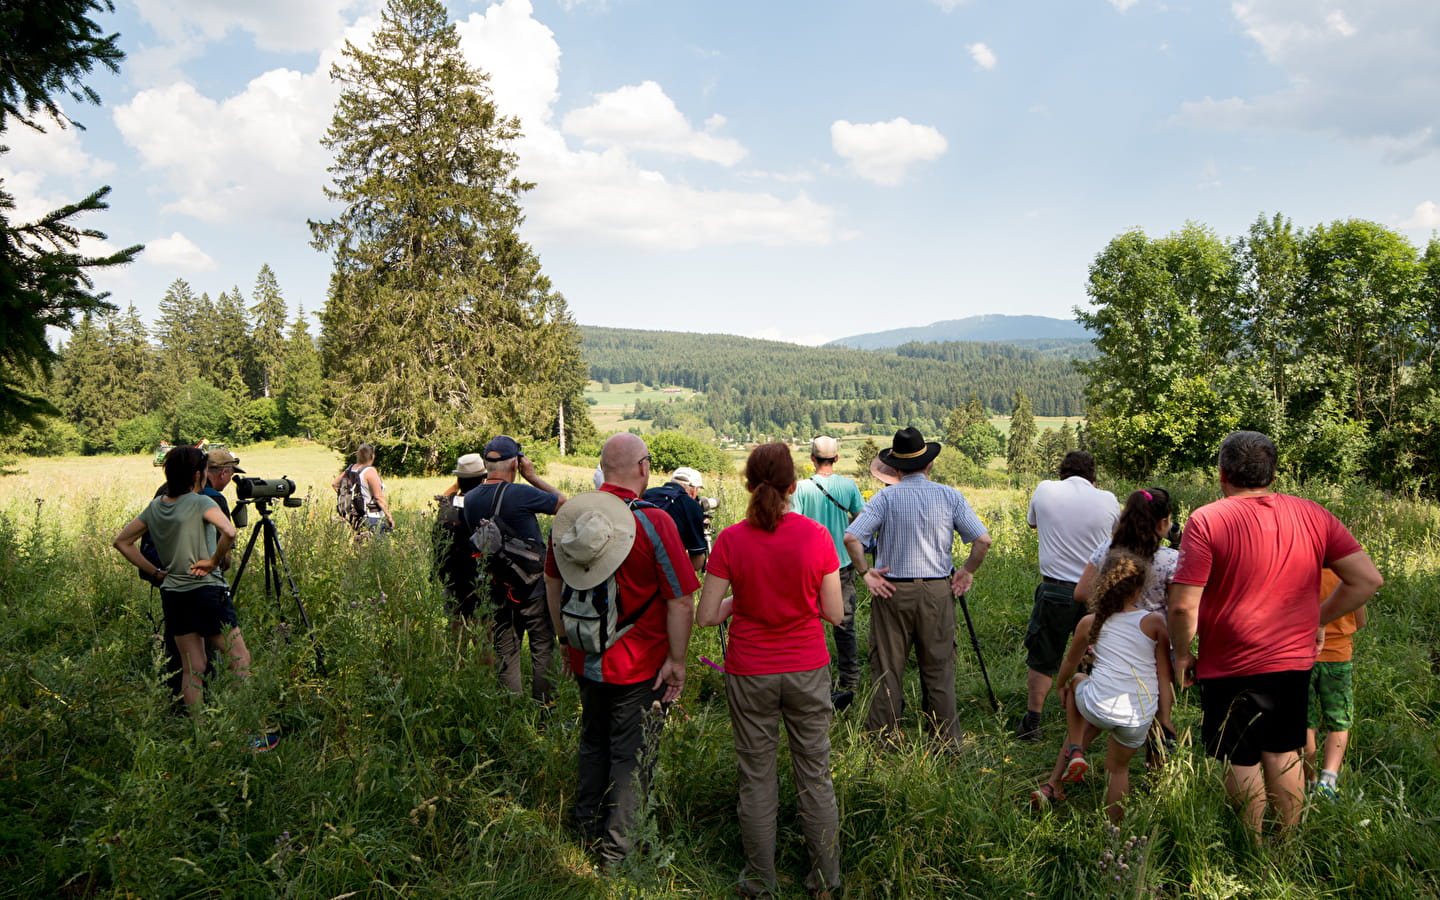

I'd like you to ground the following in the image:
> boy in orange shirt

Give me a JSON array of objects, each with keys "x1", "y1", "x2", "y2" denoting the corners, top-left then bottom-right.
[{"x1": 1305, "y1": 568, "x2": 1368, "y2": 797}]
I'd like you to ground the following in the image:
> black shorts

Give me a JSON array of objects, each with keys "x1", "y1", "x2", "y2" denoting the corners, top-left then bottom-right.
[
  {"x1": 1023, "y1": 581, "x2": 1085, "y2": 676},
  {"x1": 1199, "y1": 668, "x2": 1310, "y2": 767},
  {"x1": 162, "y1": 585, "x2": 239, "y2": 638}
]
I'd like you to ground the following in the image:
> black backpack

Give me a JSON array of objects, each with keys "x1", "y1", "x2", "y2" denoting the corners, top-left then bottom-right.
[
  {"x1": 337, "y1": 466, "x2": 369, "y2": 527},
  {"x1": 138, "y1": 531, "x2": 165, "y2": 587},
  {"x1": 469, "y1": 482, "x2": 547, "y2": 588}
]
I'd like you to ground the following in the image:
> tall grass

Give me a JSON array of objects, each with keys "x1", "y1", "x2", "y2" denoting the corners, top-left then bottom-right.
[{"x1": 0, "y1": 453, "x2": 1437, "y2": 897}]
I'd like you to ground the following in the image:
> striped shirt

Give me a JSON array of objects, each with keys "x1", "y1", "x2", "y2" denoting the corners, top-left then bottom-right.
[{"x1": 846, "y1": 473, "x2": 988, "y2": 578}]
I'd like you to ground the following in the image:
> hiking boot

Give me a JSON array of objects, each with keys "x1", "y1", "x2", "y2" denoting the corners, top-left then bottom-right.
[
  {"x1": 1060, "y1": 744, "x2": 1088, "y2": 783},
  {"x1": 1015, "y1": 710, "x2": 1043, "y2": 743},
  {"x1": 831, "y1": 690, "x2": 855, "y2": 712},
  {"x1": 249, "y1": 733, "x2": 280, "y2": 753}
]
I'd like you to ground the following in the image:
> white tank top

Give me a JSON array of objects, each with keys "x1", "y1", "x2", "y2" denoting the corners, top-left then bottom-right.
[{"x1": 1083, "y1": 608, "x2": 1160, "y2": 727}]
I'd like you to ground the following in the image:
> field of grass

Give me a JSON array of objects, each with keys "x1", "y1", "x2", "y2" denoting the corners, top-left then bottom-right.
[{"x1": 2, "y1": 443, "x2": 1438, "y2": 897}]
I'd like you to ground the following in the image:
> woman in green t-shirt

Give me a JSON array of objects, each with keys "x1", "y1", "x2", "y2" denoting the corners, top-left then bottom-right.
[{"x1": 114, "y1": 446, "x2": 246, "y2": 712}]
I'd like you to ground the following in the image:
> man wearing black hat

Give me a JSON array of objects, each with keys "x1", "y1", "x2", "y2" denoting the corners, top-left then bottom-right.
[
  {"x1": 843, "y1": 427, "x2": 992, "y2": 745},
  {"x1": 464, "y1": 435, "x2": 567, "y2": 702}
]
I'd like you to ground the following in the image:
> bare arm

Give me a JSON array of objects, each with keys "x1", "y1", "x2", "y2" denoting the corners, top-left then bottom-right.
[
  {"x1": 364, "y1": 467, "x2": 394, "y2": 526},
  {"x1": 1054, "y1": 615, "x2": 1094, "y2": 692},
  {"x1": 546, "y1": 573, "x2": 565, "y2": 637},
  {"x1": 1074, "y1": 562, "x2": 1098, "y2": 604},
  {"x1": 652, "y1": 592, "x2": 696, "y2": 702},
  {"x1": 191, "y1": 505, "x2": 236, "y2": 576},
  {"x1": 113, "y1": 517, "x2": 160, "y2": 577},
  {"x1": 818, "y1": 569, "x2": 843, "y2": 625},
  {"x1": 1319, "y1": 549, "x2": 1382, "y2": 626},
  {"x1": 331, "y1": 469, "x2": 345, "y2": 492},
  {"x1": 696, "y1": 574, "x2": 732, "y2": 627},
  {"x1": 845, "y1": 532, "x2": 893, "y2": 598},
  {"x1": 1353, "y1": 605, "x2": 1368, "y2": 630},
  {"x1": 1144, "y1": 613, "x2": 1175, "y2": 729},
  {"x1": 518, "y1": 455, "x2": 566, "y2": 507},
  {"x1": 951, "y1": 532, "x2": 992, "y2": 597},
  {"x1": 1168, "y1": 583, "x2": 1204, "y2": 687}
]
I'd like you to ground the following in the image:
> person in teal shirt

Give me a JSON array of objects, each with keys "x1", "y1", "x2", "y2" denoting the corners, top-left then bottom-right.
[{"x1": 790, "y1": 436, "x2": 866, "y2": 692}]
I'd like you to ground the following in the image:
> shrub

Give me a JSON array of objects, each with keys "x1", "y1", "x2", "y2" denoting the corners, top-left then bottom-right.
[
  {"x1": 113, "y1": 413, "x2": 167, "y2": 455},
  {"x1": 644, "y1": 431, "x2": 730, "y2": 475}
]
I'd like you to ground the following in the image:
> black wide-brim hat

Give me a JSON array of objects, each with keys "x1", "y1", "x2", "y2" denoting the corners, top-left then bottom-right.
[{"x1": 879, "y1": 426, "x2": 941, "y2": 471}]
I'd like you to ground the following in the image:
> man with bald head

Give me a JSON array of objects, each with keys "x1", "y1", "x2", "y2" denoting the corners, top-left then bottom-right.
[{"x1": 545, "y1": 432, "x2": 700, "y2": 870}]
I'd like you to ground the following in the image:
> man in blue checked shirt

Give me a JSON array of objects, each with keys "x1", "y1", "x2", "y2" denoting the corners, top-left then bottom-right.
[{"x1": 843, "y1": 427, "x2": 992, "y2": 746}]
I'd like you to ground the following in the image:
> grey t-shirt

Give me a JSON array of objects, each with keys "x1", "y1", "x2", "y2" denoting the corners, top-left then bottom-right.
[{"x1": 138, "y1": 492, "x2": 226, "y2": 592}]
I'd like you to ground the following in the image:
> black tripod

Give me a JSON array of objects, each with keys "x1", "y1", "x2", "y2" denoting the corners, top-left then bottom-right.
[{"x1": 232, "y1": 498, "x2": 326, "y2": 675}]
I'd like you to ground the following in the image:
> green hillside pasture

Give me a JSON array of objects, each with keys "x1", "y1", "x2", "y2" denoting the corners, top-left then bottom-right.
[
  {"x1": 1, "y1": 456, "x2": 1437, "y2": 898},
  {"x1": 585, "y1": 381, "x2": 704, "y2": 431}
]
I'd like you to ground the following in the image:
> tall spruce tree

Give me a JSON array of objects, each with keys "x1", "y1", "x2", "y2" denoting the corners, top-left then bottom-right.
[
  {"x1": 309, "y1": 0, "x2": 591, "y2": 466},
  {"x1": 279, "y1": 307, "x2": 327, "y2": 440},
  {"x1": 248, "y1": 264, "x2": 288, "y2": 398},
  {"x1": 0, "y1": 0, "x2": 142, "y2": 429},
  {"x1": 1006, "y1": 390, "x2": 1039, "y2": 477}
]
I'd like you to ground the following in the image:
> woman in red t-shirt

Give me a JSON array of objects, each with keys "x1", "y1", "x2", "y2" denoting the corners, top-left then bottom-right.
[{"x1": 698, "y1": 442, "x2": 844, "y2": 898}]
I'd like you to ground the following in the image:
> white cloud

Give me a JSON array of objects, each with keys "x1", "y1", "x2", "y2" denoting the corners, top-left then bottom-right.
[
  {"x1": 1179, "y1": 1, "x2": 1440, "y2": 159},
  {"x1": 144, "y1": 232, "x2": 218, "y2": 271},
  {"x1": 132, "y1": 0, "x2": 373, "y2": 54},
  {"x1": 111, "y1": 0, "x2": 843, "y2": 249},
  {"x1": 457, "y1": 0, "x2": 847, "y2": 248},
  {"x1": 746, "y1": 326, "x2": 832, "y2": 346},
  {"x1": 0, "y1": 117, "x2": 117, "y2": 221},
  {"x1": 562, "y1": 81, "x2": 748, "y2": 165},
  {"x1": 1109, "y1": 0, "x2": 1140, "y2": 10},
  {"x1": 967, "y1": 43, "x2": 997, "y2": 70},
  {"x1": 930, "y1": 0, "x2": 970, "y2": 11},
  {"x1": 830, "y1": 118, "x2": 949, "y2": 185},
  {"x1": 1400, "y1": 200, "x2": 1440, "y2": 228}
]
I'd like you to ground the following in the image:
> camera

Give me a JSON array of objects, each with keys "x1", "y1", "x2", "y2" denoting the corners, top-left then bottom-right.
[{"x1": 236, "y1": 476, "x2": 302, "y2": 506}]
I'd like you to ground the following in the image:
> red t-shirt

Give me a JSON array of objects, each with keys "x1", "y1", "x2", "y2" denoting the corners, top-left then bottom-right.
[
  {"x1": 706, "y1": 512, "x2": 838, "y2": 676},
  {"x1": 547, "y1": 485, "x2": 701, "y2": 685},
  {"x1": 1173, "y1": 492, "x2": 1363, "y2": 679}
]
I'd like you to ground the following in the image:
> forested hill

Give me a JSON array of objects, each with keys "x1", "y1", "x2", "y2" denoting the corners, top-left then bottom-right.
[
  {"x1": 581, "y1": 326, "x2": 1090, "y2": 434},
  {"x1": 827, "y1": 314, "x2": 1091, "y2": 350}
]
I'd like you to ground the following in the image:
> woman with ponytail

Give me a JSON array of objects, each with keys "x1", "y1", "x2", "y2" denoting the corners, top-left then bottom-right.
[
  {"x1": 697, "y1": 442, "x2": 844, "y2": 898},
  {"x1": 1074, "y1": 487, "x2": 1177, "y2": 615}
]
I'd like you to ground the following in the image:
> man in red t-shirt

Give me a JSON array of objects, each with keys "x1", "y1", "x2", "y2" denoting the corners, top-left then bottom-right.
[
  {"x1": 1169, "y1": 431, "x2": 1382, "y2": 834},
  {"x1": 544, "y1": 432, "x2": 700, "y2": 869}
]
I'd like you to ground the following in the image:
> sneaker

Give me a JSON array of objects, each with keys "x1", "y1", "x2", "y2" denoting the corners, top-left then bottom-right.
[
  {"x1": 1313, "y1": 782, "x2": 1339, "y2": 800},
  {"x1": 1029, "y1": 782, "x2": 1065, "y2": 811},
  {"x1": 1015, "y1": 710, "x2": 1043, "y2": 743},
  {"x1": 249, "y1": 733, "x2": 280, "y2": 753},
  {"x1": 1060, "y1": 745, "x2": 1088, "y2": 783}
]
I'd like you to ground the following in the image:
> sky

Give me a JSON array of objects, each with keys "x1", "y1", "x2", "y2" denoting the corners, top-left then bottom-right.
[{"x1": 6, "y1": 0, "x2": 1440, "y2": 347}]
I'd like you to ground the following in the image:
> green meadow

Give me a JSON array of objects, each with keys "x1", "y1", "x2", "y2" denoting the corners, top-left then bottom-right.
[{"x1": 1, "y1": 443, "x2": 1437, "y2": 898}]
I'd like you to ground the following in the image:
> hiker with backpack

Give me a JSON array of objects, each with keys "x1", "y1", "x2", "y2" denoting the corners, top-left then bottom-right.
[
  {"x1": 463, "y1": 436, "x2": 566, "y2": 703},
  {"x1": 545, "y1": 432, "x2": 701, "y2": 871},
  {"x1": 642, "y1": 466, "x2": 709, "y2": 573},
  {"x1": 332, "y1": 443, "x2": 394, "y2": 533}
]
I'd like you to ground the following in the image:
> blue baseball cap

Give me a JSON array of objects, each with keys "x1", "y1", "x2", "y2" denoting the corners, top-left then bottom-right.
[{"x1": 484, "y1": 435, "x2": 521, "y2": 461}]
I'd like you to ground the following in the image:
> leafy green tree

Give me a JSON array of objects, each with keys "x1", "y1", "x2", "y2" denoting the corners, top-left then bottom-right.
[
  {"x1": 172, "y1": 378, "x2": 230, "y2": 444},
  {"x1": 644, "y1": 431, "x2": 730, "y2": 474},
  {"x1": 248, "y1": 264, "x2": 287, "y2": 398},
  {"x1": 54, "y1": 308, "x2": 152, "y2": 450},
  {"x1": 1006, "y1": 391, "x2": 1039, "y2": 476},
  {"x1": 0, "y1": 0, "x2": 141, "y2": 429},
  {"x1": 309, "y1": 0, "x2": 591, "y2": 469},
  {"x1": 853, "y1": 435, "x2": 880, "y2": 476}
]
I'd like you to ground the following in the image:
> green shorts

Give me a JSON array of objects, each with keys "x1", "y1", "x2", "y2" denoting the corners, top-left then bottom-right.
[
  {"x1": 1024, "y1": 581, "x2": 1086, "y2": 677},
  {"x1": 1307, "y1": 660, "x2": 1354, "y2": 732}
]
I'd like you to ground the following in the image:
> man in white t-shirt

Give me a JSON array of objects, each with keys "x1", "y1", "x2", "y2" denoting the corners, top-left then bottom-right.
[{"x1": 1017, "y1": 450, "x2": 1118, "y2": 741}]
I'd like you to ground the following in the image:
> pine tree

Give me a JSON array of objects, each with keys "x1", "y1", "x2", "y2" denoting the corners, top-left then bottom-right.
[
  {"x1": 211, "y1": 287, "x2": 249, "y2": 390},
  {"x1": 1006, "y1": 391, "x2": 1039, "y2": 477},
  {"x1": 279, "y1": 307, "x2": 327, "y2": 440},
  {"x1": 308, "y1": 0, "x2": 591, "y2": 467},
  {"x1": 248, "y1": 264, "x2": 288, "y2": 398},
  {"x1": 154, "y1": 279, "x2": 202, "y2": 390},
  {"x1": 0, "y1": 0, "x2": 141, "y2": 429}
]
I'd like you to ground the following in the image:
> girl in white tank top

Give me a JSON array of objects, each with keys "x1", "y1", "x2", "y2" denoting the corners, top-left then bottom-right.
[{"x1": 1029, "y1": 549, "x2": 1174, "y2": 823}]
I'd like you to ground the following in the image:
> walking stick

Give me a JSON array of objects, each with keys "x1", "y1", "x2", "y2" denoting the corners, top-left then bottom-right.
[{"x1": 957, "y1": 591, "x2": 999, "y2": 712}]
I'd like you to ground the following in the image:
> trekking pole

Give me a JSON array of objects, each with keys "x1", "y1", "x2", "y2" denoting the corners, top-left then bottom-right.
[{"x1": 957, "y1": 591, "x2": 999, "y2": 712}]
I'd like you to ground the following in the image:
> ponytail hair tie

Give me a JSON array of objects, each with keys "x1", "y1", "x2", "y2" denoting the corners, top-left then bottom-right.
[{"x1": 1141, "y1": 490, "x2": 1153, "y2": 502}]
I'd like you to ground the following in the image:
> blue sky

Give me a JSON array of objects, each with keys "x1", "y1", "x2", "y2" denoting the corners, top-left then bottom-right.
[{"x1": 6, "y1": 0, "x2": 1438, "y2": 346}]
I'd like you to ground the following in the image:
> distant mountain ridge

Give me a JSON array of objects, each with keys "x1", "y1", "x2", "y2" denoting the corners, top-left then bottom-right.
[{"x1": 827, "y1": 314, "x2": 1090, "y2": 350}]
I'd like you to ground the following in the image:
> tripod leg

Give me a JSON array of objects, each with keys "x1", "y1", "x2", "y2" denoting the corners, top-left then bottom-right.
[
  {"x1": 958, "y1": 592, "x2": 1000, "y2": 712},
  {"x1": 229, "y1": 519, "x2": 267, "y2": 599},
  {"x1": 263, "y1": 516, "x2": 326, "y2": 676}
]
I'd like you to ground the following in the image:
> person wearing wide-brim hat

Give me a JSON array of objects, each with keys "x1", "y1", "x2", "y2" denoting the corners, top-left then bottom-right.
[
  {"x1": 543, "y1": 432, "x2": 702, "y2": 870},
  {"x1": 842, "y1": 427, "x2": 993, "y2": 745}
]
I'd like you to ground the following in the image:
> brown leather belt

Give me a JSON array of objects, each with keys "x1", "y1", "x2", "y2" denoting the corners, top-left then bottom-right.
[{"x1": 1042, "y1": 576, "x2": 1077, "y2": 586}]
